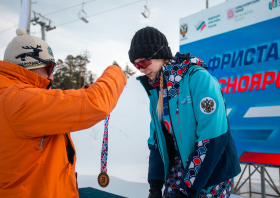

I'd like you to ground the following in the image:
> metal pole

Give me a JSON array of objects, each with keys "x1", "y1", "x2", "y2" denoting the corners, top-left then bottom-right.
[
  {"x1": 249, "y1": 165, "x2": 252, "y2": 197},
  {"x1": 261, "y1": 166, "x2": 266, "y2": 198},
  {"x1": 254, "y1": 165, "x2": 280, "y2": 196},
  {"x1": 264, "y1": 168, "x2": 280, "y2": 196},
  {"x1": 235, "y1": 166, "x2": 259, "y2": 193},
  {"x1": 206, "y1": 0, "x2": 209, "y2": 9},
  {"x1": 235, "y1": 165, "x2": 248, "y2": 192},
  {"x1": 40, "y1": 23, "x2": 46, "y2": 41},
  {"x1": 27, "y1": 0, "x2": 31, "y2": 35}
]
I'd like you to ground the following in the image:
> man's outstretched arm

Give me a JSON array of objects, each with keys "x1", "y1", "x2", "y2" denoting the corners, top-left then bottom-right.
[{"x1": 5, "y1": 65, "x2": 127, "y2": 138}]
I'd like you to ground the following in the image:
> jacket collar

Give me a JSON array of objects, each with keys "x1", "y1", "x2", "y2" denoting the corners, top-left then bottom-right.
[
  {"x1": 162, "y1": 53, "x2": 207, "y2": 99},
  {"x1": 0, "y1": 61, "x2": 51, "y2": 89},
  {"x1": 137, "y1": 75, "x2": 155, "y2": 96},
  {"x1": 137, "y1": 53, "x2": 207, "y2": 99}
]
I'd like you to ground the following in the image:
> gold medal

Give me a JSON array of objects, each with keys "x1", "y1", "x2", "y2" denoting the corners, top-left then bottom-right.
[{"x1": 98, "y1": 172, "x2": 110, "y2": 188}]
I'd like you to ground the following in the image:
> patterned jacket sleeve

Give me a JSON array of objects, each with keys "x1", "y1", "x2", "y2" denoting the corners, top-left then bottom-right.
[{"x1": 178, "y1": 69, "x2": 229, "y2": 198}]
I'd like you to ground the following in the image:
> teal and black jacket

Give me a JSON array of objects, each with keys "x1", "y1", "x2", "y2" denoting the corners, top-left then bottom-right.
[{"x1": 137, "y1": 54, "x2": 241, "y2": 198}]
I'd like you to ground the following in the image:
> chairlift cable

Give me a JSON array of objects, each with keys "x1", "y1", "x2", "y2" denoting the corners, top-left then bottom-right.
[
  {"x1": 87, "y1": 0, "x2": 143, "y2": 18},
  {"x1": 43, "y1": 0, "x2": 97, "y2": 16},
  {"x1": 57, "y1": 0, "x2": 144, "y2": 27},
  {"x1": 0, "y1": 1, "x2": 95, "y2": 34},
  {"x1": 0, "y1": 0, "x2": 144, "y2": 36},
  {"x1": 0, "y1": 25, "x2": 18, "y2": 33}
]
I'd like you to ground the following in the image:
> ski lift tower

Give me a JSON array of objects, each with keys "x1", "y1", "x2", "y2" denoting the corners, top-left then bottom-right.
[{"x1": 31, "y1": 11, "x2": 56, "y2": 41}]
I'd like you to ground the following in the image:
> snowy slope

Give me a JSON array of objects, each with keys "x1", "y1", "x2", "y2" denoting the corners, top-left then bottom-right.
[
  {"x1": 77, "y1": 175, "x2": 244, "y2": 198},
  {"x1": 71, "y1": 76, "x2": 151, "y2": 183}
]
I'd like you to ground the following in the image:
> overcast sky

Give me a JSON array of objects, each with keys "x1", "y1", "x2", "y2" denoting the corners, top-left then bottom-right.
[{"x1": 0, "y1": 0, "x2": 226, "y2": 77}]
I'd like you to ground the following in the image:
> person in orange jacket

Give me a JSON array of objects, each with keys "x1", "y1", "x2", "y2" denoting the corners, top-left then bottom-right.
[{"x1": 0, "y1": 28, "x2": 127, "y2": 198}]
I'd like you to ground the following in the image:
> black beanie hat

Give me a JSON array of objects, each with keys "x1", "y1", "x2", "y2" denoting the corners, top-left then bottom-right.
[{"x1": 128, "y1": 27, "x2": 172, "y2": 64}]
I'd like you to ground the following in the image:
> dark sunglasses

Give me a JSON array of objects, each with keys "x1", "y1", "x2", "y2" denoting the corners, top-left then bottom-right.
[
  {"x1": 28, "y1": 54, "x2": 56, "y2": 76},
  {"x1": 134, "y1": 44, "x2": 165, "y2": 70}
]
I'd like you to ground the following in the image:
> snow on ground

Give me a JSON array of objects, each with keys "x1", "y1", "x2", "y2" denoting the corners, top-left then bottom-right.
[
  {"x1": 71, "y1": 77, "x2": 278, "y2": 197},
  {"x1": 77, "y1": 175, "x2": 245, "y2": 198},
  {"x1": 78, "y1": 175, "x2": 148, "y2": 198},
  {"x1": 71, "y1": 76, "x2": 151, "y2": 183}
]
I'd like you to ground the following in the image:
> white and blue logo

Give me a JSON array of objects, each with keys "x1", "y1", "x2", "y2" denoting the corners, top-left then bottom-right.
[{"x1": 195, "y1": 21, "x2": 206, "y2": 31}]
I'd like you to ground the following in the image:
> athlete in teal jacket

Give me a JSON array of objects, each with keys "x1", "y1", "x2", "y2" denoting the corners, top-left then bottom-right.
[{"x1": 129, "y1": 27, "x2": 241, "y2": 198}]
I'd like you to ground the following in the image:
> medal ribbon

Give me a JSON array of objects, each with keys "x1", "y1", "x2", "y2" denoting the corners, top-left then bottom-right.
[{"x1": 101, "y1": 115, "x2": 110, "y2": 173}]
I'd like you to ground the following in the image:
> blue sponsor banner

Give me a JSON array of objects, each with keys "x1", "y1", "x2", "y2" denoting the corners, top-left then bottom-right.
[{"x1": 180, "y1": 16, "x2": 280, "y2": 158}]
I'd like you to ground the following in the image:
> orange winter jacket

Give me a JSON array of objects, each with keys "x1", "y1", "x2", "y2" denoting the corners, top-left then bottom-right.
[{"x1": 0, "y1": 61, "x2": 127, "y2": 198}]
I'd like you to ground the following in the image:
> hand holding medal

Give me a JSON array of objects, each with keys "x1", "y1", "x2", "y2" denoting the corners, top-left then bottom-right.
[{"x1": 98, "y1": 115, "x2": 110, "y2": 187}]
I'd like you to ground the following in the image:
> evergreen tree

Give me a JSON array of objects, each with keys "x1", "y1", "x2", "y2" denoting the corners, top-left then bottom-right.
[
  {"x1": 52, "y1": 52, "x2": 96, "y2": 90},
  {"x1": 74, "y1": 55, "x2": 89, "y2": 88},
  {"x1": 52, "y1": 59, "x2": 72, "y2": 90},
  {"x1": 87, "y1": 71, "x2": 97, "y2": 85}
]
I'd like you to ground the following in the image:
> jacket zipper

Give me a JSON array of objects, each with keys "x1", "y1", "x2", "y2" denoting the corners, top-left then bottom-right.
[
  {"x1": 166, "y1": 91, "x2": 184, "y2": 167},
  {"x1": 38, "y1": 136, "x2": 47, "y2": 152},
  {"x1": 46, "y1": 81, "x2": 52, "y2": 89},
  {"x1": 176, "y1": 95, "x2": 183, "y2": 143}
]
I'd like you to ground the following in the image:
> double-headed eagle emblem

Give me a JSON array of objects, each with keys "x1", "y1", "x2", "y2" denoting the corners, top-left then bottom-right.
[
  {"x1": 180, "y1": 23, "x2": 188, "y2": 37},
  {"x1": 201, "y1": 98, "x2": 215, "y2": 113}
]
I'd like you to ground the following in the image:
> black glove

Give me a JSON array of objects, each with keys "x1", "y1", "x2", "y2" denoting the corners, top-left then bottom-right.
[
  {"x1": 171, "y1": 189, "x2": 191, "y2": 198},
  {"x1": 148, "y1": 180, "x2": 164, "y2": 198}
]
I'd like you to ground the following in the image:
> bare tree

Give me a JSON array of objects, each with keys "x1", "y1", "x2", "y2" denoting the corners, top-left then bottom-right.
[
  {"x1": 123, "y1": 63, "x2": 136, "y2": 78},
  {"x1": 112, "y1": 61, "x2": 121, "y2": 69},
  {"x1": 112, "y1": 61, "x2": 136, "y2": 78}
]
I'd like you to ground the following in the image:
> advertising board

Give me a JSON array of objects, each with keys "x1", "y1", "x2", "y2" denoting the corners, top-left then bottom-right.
[{"x1": 179, "y1": 0, "x2": 280, "y2": 166}]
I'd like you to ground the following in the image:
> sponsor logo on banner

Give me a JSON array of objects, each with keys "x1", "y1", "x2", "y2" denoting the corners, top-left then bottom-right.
[
  {"x1": 195, "y1": 21, "x2": 206, "y2": 31},
  {"x1": 269, "y1": 0, "x2": 280, "y2": 10},
  {"x1": 235, "y1": 0, "x2": 260, "y2": 13},
  {"x1": 208, "y1": 15, "x2": 220, "y2": 28},
  {"x1": 227, "y1": 8, "x2": 234, "y2": 19},
  {"x1": 232, "y1": 0, "x2": 260, "y2": 21},
  {"x1": 180, "y1": 23, "x2": 188, "y2": 40}
]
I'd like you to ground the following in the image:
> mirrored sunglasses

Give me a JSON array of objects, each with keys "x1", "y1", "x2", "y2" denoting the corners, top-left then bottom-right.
[
  {"x1": 134, "y1": 59, "x2": 152, "y2": 70},
  {"x1": 133, "y1": 44, "x2": 165, "y2": 70},
  {"x1": 45, "y1": 62, "x2": 56, "y2": 76}
]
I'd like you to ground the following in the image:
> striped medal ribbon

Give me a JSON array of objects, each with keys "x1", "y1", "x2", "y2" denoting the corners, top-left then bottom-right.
[{"x1": 98, "y1": 115, "x2": 110, "y2": 188}]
